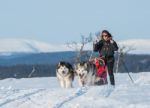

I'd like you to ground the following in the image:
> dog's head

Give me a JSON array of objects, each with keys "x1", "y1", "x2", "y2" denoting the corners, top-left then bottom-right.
[
  {"x1": 75, "y1": 62, "x2": 89, "y2": 79},
  {"x1": 57, "y1": 61, "x2": 72, "y2": 76}
]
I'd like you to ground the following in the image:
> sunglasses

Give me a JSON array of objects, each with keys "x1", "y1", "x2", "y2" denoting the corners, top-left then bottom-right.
[{"x1": 102, "y1": 35, "x2": 108, "y2": 37}]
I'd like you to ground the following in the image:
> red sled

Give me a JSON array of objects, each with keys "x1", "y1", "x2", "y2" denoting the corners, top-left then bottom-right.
[{"x1": 94, "y1": 58, "x2": 108, "y2": 85}]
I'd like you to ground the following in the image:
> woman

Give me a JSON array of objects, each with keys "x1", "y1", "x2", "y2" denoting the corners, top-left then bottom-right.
[{"x1": 93, "y1": 30, "x2": 118, "y2": 86}]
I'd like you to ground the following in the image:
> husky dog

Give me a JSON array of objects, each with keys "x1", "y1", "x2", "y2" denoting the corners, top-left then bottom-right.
[
  {"x1": 75, "y1": 61, "x2": 97, "y2": 87},
  {"x1": 56, "y1": 61, "x2": 74, "y2": 88}
]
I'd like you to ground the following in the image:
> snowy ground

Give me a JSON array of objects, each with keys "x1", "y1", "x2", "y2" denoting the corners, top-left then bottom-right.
[{"x1": 0, "y1": 72, "x2": 150, "y2": 108}]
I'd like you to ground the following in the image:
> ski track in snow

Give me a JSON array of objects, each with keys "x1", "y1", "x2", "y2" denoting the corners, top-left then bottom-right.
[
  {"x1": 0, "y1": 89, "x2": 45, "y2": 108},
  {"x1": 53, "y1": 87, "x2": 88, "y2": 108}
]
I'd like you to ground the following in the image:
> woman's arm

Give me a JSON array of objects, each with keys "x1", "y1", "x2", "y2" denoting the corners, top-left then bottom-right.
[
  {"x1": 93, "y1": 40, "x2": 103, "y2": 52},
  {"x1": 112, "y1": 41, "x2": 119, "y2": 51}
]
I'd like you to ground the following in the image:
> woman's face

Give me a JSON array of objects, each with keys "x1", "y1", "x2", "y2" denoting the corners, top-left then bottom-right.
[{"x1": 102, "y1": 32, "x2": 109, "y2": 41}]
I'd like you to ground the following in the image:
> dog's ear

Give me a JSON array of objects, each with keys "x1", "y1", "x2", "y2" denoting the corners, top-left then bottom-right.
[
  {"x1": 58, "y1": 62, "x2": 60, "y2": 66},
  {"x1": 77, "y1": 63, "x2": 81, "y2": 68},
  {"x1": 57, "y1": 62, "x2": 61, "y2": 68}
]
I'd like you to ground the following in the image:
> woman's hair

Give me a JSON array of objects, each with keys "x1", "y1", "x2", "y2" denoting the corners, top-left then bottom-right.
[{"x1": 100, "y1": 30, "x2": 112, "y2": 40}]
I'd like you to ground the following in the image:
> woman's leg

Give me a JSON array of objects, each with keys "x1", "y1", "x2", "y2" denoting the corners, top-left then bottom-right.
[{"x1": 107, "y1": 58, "x2": 115, "y2": 85}]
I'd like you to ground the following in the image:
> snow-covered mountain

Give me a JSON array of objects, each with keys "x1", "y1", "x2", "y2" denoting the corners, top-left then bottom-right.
[
  {"x1": 0, "y1": 38, "x2": 150, "y2": 54},
  {"x1": 118, "y1": 39, "x2": 150, "y2": 54},
  {"x1": 0, "y1": 38, "x2": 70, "y2": 54}
]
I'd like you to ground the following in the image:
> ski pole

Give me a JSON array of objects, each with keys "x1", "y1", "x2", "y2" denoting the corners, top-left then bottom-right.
[
  {"x1": 121, "y1": 60, "x2": 135, "y2": 84},
  {"x1": 115, "y1": 51, "x2": 121, "y2": 73}
]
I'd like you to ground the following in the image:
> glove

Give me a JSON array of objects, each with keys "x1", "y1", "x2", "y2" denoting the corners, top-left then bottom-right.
[{"x1": 110, "y1": 39, "x2": 114, "y2": 44}]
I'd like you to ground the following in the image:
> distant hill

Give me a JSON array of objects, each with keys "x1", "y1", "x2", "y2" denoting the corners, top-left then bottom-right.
[
  {"x1": 0, "y1": 38, "x2": 150, "y2": 54},
  {"x1": 0, "y1": 38, "x2": 69, "y2": 53}
]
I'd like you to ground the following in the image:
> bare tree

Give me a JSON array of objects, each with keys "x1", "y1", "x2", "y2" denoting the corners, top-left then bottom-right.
[
  {"x1": 116, "y1": 46, "x2": 135, "y2": 84},
  {"x1": 115, "y1": 45, "x2": 135, "y2": 73},
  {"x1": 66, "y1": 33, "x2": 93, "y2": 63},
  {"x1": 28, "y1": 66, "x2": 36, "y2": 78},
  {"x1": 115, "y1": 45, "x2": 136, "y2": 83}
]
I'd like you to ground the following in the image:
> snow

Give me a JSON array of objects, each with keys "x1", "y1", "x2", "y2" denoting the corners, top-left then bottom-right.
[
  {"x1": 0, "y1": 72, "x2": 150, "y2": 108},
  {"x1": 0, "y1": 38, "x2": 150, "y2": 54}
]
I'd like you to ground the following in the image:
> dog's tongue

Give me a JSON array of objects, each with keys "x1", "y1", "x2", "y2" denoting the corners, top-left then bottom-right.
[{"x1": 81, "y1": 80, "x2": 85, "y2": 85}]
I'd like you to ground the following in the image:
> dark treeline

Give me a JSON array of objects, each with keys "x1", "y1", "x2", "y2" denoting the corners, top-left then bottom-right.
[
  {"x1": 0, "y1": 52, "x2": 150, "y2": 79},
  {"x1": 0, "y1": 64, "x2": 56, "y2": 80},
  {"x1": 116, "y1": 54, "x2": 150, "y2": 73}
]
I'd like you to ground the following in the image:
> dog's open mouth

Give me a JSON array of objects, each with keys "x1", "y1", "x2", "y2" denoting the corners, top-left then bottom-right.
[
  {"x1": 79, "y1": 74, "x2": 84, "y2": 79},
  {"x1": 80, "y1": 76, "x2": 86, "y2": 86},
  {"x1": 60, "y1": 71, "x2": 68, "y2": 77},
  {"x1": 81, "y1": 80, "x2": 85, "y2": 86},
  {"x1": 82, "y1": 81, "x2": 85, "y2": 85}
]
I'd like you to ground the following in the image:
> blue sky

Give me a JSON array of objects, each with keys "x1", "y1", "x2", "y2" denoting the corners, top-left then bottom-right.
[{"x1": 0, "y1": 0, "x2": 150, "y2": 44}]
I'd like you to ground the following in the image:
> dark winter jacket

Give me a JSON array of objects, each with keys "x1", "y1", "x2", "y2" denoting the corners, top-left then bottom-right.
[{"x1": 93, "y1": 40, "x2": 118, "y2": 58}]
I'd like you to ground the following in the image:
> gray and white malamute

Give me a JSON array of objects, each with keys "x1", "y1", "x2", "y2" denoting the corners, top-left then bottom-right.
[
  {"x1": 56, "y1": 61, "x2": 74, "y2": 88},
  {"x1": 75, "y1": 61, "x2": 97, "y2": 87}
]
